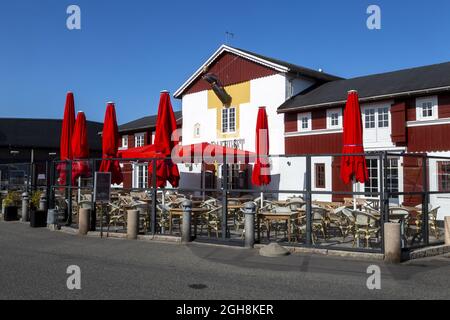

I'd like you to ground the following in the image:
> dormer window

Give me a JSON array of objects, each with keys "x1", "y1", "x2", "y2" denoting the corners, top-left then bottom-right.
[{"x1": 416, "y1": 96, "x2": 438, "y2": 121}]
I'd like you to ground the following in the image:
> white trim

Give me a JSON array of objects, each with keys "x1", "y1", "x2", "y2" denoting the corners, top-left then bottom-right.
[
  {"x1": 297, "y1": 112, "x2": 312, "y2": 132},
  {"x1": 407, "y1": 117, "x2": 450, "y2": 127},
  {"x1": 285, "y1": 128, "x2": 342, "y2": 137},
  {"x1": 364, "y1": 146, "x2": 406, "y2": 152},
  {"x1": 174, "y1": 45, "x2": 289, "y2": 98},
  {"x1": 415, "y1": 95, "x2": 438, "y2": 121},
  {"x1": 134, "y1": 132, "x2": 145, "y2": 147},
  {"x1": 280, "y1": 86, "x2": 450, "y2": 113},
  {"x1": 326, "y1": 108, "x2": 342, "y2": 129}
]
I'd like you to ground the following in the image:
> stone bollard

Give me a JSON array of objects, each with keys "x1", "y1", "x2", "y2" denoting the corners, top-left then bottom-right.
[
  {"x1": 445, "y1": 216, "x2": 450, "y2": 246},
  {"x1": 39, "y1": 192, "x2": 47, "y2": 212},
  {"x1": 78, "y1": 208, "x2": 90, "y2": 235},
  {"x1": 243, "y1": 202, "x2": 256, "y2": 248},
  {"x1": 127, "y1": 210, "x2": 139, "y2": 240},
  {"x1": 21, "y1": 192, "x2": 29, "y2": 222},
  {"x1": 384, "y1": 222, "x2": 401, "y2": 263},
  {"x1": 47, "y1": 209, "x2": 59, "y2": 230},
  {"x1": 181, "y1": 200, "x2": 192, "y2": 243}
]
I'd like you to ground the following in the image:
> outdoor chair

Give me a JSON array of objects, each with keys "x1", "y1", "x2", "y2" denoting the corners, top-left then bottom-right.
[
  {"x1": 327, "y1": 206, "x2": 354, "y2": 242},
  {"x1": 352, "y1": 210, "x2": 381, "y2": 248},
  {"x1": 198, "y1": 201, "x2": 222, "y2": 238}
]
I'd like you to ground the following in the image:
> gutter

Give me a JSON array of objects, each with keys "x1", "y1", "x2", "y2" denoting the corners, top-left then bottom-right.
[{"x1": 278, "y1": 85, "x2": 450, "y2": 113}]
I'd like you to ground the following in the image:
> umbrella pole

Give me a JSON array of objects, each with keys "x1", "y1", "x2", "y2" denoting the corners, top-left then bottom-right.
[
  {"x1": 78, "y1": 177, "x2": 81, "y2": 203},
  {"x1": 353, "y1": 177, "x2": 357, "y2": 211},
  {"x1": 260, "y1": 191, "x2": 264, "y2": 210}
]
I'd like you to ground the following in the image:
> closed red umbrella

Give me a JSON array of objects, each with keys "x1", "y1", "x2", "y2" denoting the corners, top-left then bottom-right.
[
  {"x1": 341, "y1": 90, "x2": 368, "y2": 185},
  {"x1": 99, "y1": 102, "x2": 123, "y2": 185},
  {"x1": 252, "y1": 107, "x2": 271, "y2": 186},
  {"x1": 71, "y1": 111, "x2": 90, "y2": 184},
  {"x1": 149, "y1": 91, "x2": 180, "y2": 188},
  {"x1": 58, "y1": 92, "x2": 76, "y2": 186}
]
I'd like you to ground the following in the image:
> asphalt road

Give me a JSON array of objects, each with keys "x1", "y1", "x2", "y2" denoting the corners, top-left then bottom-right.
[{"x1": 0, "y1": 221, "x2": 449, "y2": 300}]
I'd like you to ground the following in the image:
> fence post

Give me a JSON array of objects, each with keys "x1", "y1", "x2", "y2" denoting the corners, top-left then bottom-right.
[
  {"x1": 151, "y1": 158, "x2": 157, "y2": 235},
  {"x1": 221, "y1": 154, "x2": 228, "y2": 240},
  {"x1": 243, "y1": 202, "x2": 256, "y2": 248},
  {"x1": 384, "y1": 222, "x2": 401, "y2": 263},
  {"x1": 78, "y1": 208, "x2": 90, "y2": 235},
  {"x1": 422, "y1": 154, "x2": 429, "y2": 245},
  {"x1": 445, "y1": 216, "x2": 450, "y2": 246},
  {"x1": 21, "y1": 192, "x2": 29, "y2": 222},
  {"x1": 67, "y1": 160, "x2": 73, "y2": 226},
  {"x1": 90, "y1": 159, "x2": 96, "y2": 231},
  {"x1": 181, "y1": 199, "x2": 192, "y2": 243},
  {"x1": 305, "y1": 156, "x2": 312, "y2": 246},
  {"x1": 379, "y1": 152, "x2": 387, "y2": 252},
  {"x1": 127, "y1": 209, "x2": 139, "y2": 240},
  {"x1": 39, "y1": 192, "x2": 47, "y2": 212}
]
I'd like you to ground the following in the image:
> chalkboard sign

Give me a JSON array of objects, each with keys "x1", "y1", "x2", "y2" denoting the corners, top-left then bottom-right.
[{"x1": 94, "y1": 172, "x2": 111, "y2": 203}]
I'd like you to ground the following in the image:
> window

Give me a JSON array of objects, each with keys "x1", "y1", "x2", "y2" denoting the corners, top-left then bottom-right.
[
  {"x1": 194, "y1": 123, "x2": 201, "y2": 138},
  {"x1": 416, "y1": 96, "x2": 438, "y2": 121},
  {"x1": 121, "y1": 135, "x2": 128, "y2": 149},
  {"x1": 135, "y1": 133, "x2": 145, "y2": 147},
  {"x1": 315, "y1": 163, "x2": 326, "y2": 188},
  {"x1": 364, "y1": 158, "x2": 399, "y2": 200},
  {"x1": 365, "y1": 109, "x2": 376, "y2": 128},
  {"x1": 222, "y1": 107, "x2": 236, "y2": 133},
  {"x1": 134, "y1": 164, "x2": 148, "y2": 189},
  {"x1": 297, "y1": 112, "x2": 311, "y2": 131},
  {"x1": 378, "y1": 107, "x2": 389, "y2": 128},
  {"x1": 438, "y1": 161, "x2": 450, "y2": 192},
  {"x1": 365, "y1": 159, "x2": 379, "y2": 196},
  {"x1": 327, "y1": 108, "x2": 342, "y2": 129}
]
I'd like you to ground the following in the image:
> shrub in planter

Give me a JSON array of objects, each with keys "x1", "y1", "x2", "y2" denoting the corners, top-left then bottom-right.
[{"x1": 2, "y1": 191, "x2": 20, "y2": 221}]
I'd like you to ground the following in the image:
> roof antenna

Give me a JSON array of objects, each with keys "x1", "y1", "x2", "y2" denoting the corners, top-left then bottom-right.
[{"x1": 225, "y1": 31, "x2": 234, "y2": 45}]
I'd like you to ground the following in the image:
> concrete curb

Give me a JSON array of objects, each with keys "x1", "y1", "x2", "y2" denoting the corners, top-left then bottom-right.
[
  {"x1": 408, "y1": 245, "x2": 450, "y2": 260},
  {"x1": 58, "y1": 226, "x2": 181, "y2": 243},
  {"x1": 254, "y1": 244, "x2": 384, "y2": 261}
]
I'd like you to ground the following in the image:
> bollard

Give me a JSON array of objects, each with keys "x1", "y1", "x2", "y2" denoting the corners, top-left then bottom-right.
[
  {"x1": 78, "y1": 208, "x2": 90, "y2": 235},
  {"x1": 384, "y1": 222, "x2": 401, "y2": 263},
  {"x1": 445, "y1": 216, "x2": 450, "y2": 246},
  {"x1": 39, "y1": 192, "x2": 47, "y2": 212},
  {"x1": 127, "y1": 210, "x2": 139, "y2": 240},
  {"x1": 21, "y1": 192, "x2": 29, "y2": 222},
  {"x1": 181, "y1": 200, "x2": 192, "y2": 243},
  {"x1": 243, "y1": 202, "x2": 256, "y2": 248}
]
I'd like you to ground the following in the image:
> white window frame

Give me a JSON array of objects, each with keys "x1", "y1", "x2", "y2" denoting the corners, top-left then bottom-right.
[
  {"x1": 222, "y1": 107, "x2": 236, "y2": 134},
  {"x1": 121, "y1": 135, "x2": 128, "y2": 149},
  {"x1": 416, "y1": 96, "x2": 438, "y2": 121},
  {"x1": 132, "y1": 164, "x2": 148, "y2": 189},
  {"x1": 134, "y1": 132, "x2": 145, "y2": 147},
  {"x1": 326, "y1": 108, "x2": 342, "y2": 129},
  {"x1": 297, "y1": 112, "x2": 312, "y2": 132}
]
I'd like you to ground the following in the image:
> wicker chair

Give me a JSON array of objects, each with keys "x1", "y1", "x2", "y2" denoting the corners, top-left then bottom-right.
[{"x1": 352, "y1": 210, "x2": 381, "y2": 248}]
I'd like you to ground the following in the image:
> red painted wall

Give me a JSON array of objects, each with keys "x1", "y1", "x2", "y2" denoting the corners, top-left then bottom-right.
[
  {"x1": 285, "y1": 133, "x2": 342, "y2": 155},
  {"x1": 184, "y1": 52, "x2": 277, "y2": 95}
]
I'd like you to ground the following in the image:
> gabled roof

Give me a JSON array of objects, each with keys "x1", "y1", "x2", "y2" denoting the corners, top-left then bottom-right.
[
  {"x1": 278, "y1": 61, "x2": 450, "y2": 113},
  {"x1": 118, "y1": 111, "x2": 182, "y2": 133},
  {"x1": 174, "y1": 45, "x2": 342, "y2": 98},
  {"x1": 0, "y1": 118, "x2": 103, "y2": 150}
]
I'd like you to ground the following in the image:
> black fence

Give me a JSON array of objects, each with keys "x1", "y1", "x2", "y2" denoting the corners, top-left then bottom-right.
[{"x1": 2, "y1": 151, "x2": 448, "y2": 253}]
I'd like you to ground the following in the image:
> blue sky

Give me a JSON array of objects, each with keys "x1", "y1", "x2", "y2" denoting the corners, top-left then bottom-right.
[{"x1": 0, "y1": 0, "x2": 449, "y2": 124}]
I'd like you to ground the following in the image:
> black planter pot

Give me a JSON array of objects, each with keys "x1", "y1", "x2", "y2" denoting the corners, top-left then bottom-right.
[
  {"x1": 30, "y1": 210, "x2": 47, "y2": 228},
  {"x1": 4, "y1": 206, "x2": 18, "y2": 221}
]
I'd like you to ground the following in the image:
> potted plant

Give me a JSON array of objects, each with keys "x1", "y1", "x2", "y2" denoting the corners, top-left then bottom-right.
[
  {"x1": 2, "y1": 191, "x2": 20, "y2": 221},
  {"x1": 30, "y1": 190, "x2": 47, "y2": 228}
]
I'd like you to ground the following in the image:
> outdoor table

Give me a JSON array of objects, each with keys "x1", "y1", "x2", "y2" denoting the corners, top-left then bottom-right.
[
  {"x1": 168, "y1": 207, "x2": 209, "y2": 234},
  {"x1": 257, "y1": 211, "x2": 297, "y2": 243}
]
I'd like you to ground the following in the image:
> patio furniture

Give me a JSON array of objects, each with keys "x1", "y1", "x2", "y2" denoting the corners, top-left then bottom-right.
[{"x1": 352, "y1": 210, "x2": 381, "y2": 248}]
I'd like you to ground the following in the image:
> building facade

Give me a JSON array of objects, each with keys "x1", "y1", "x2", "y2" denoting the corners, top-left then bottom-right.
[
  {"x1": 118, "y1": 111, "x2": 182, "y2": 188},
  {"x1": 173, "y1": 45, "x2": 340, "y2": 190},
  {"x1": 278, "y1": 62, "x2": 450, "y2": 219}
]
